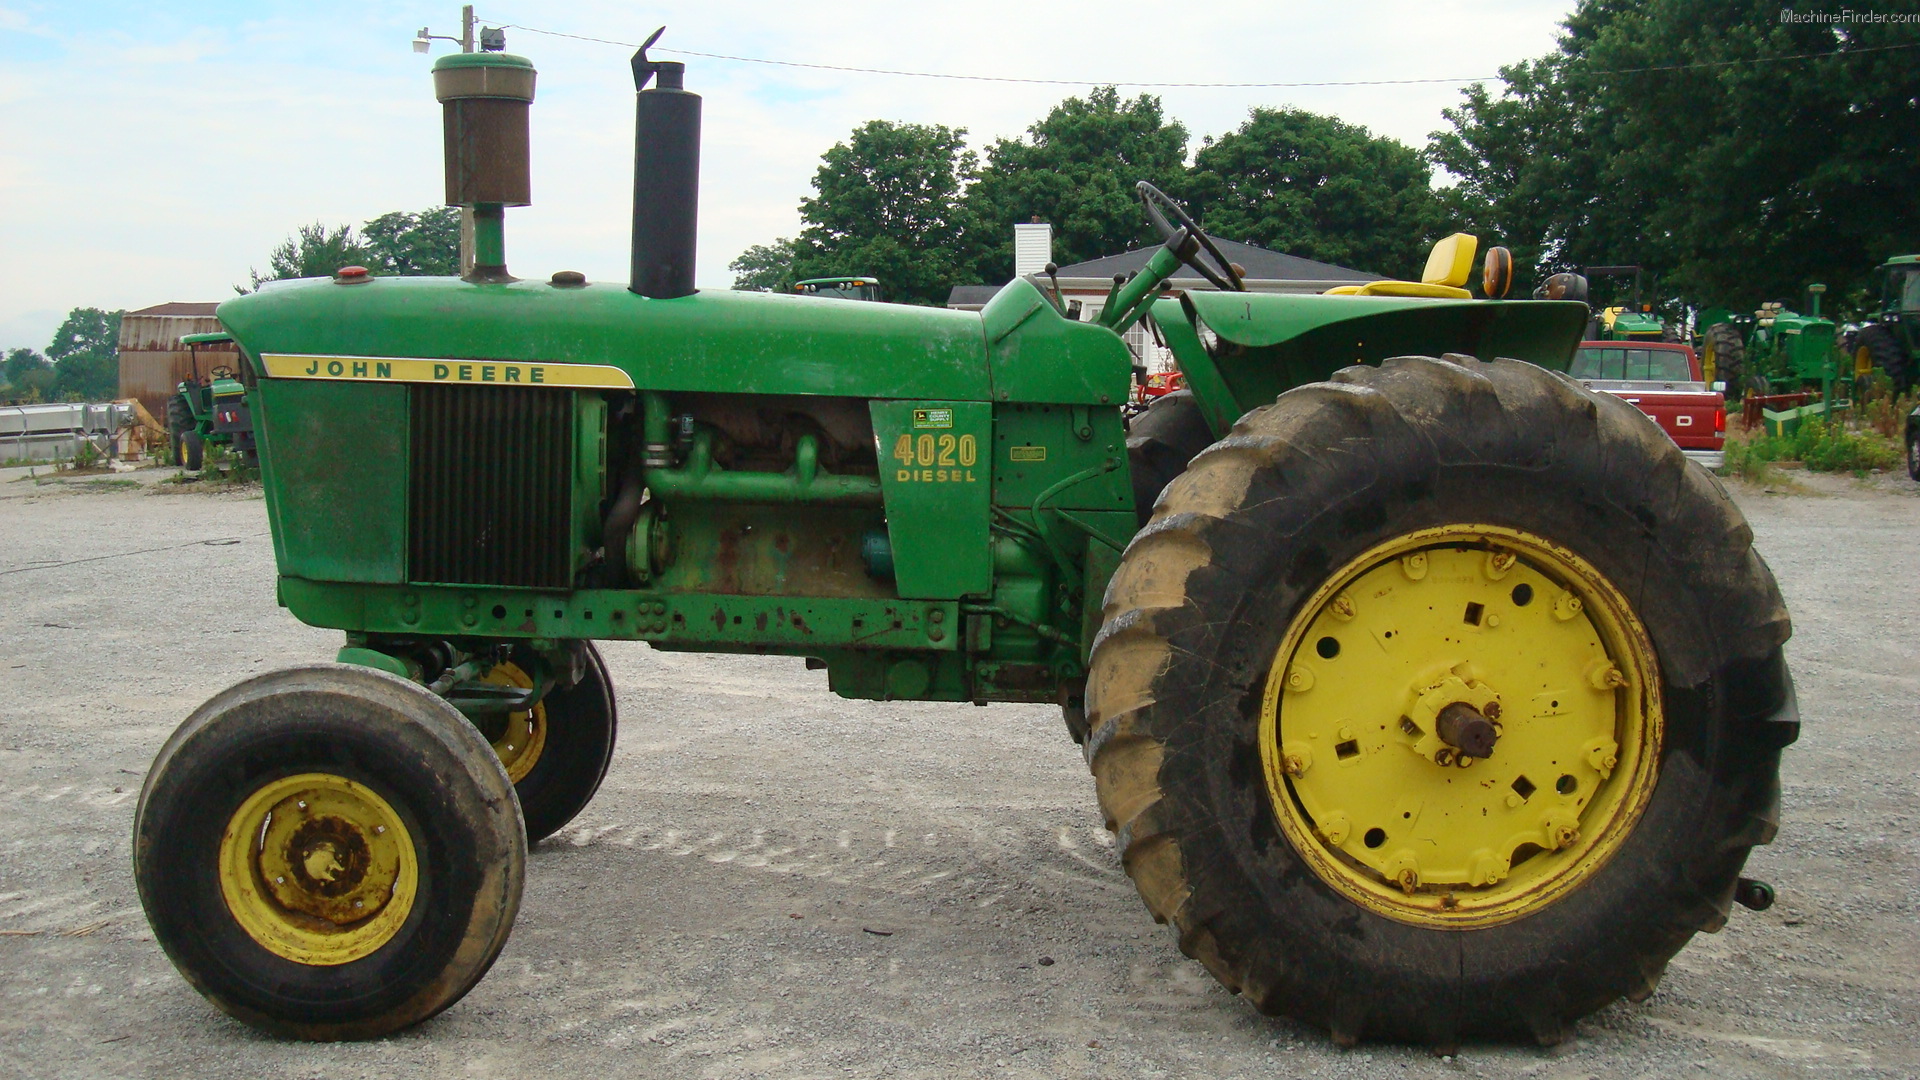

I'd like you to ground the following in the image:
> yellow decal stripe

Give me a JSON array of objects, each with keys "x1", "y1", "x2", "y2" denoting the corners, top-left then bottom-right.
[{"x1": 262, "y1": 353, "x2": 635, "y2": 390}]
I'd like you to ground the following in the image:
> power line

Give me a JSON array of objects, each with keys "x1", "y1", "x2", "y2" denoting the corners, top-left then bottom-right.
[{"x1": 489, "y1": 21, "x2": 1920, "y2": 89}]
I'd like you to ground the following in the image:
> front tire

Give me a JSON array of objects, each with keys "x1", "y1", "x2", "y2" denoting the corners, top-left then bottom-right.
[
  {"x1": 1087, "y1": 355, "x2": 1796, "y2": 1045},
  {"x1": 134, "y1": 665, "x2": 526, "y2": 1040},
  {"x1": 480, "y1": 643, "x2": 618, "y2": 843}
]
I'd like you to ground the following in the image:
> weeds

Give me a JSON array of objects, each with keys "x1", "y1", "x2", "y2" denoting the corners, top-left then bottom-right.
[{"x1": 1726, "y1": 416, "x2": 1899, "y2": 476}]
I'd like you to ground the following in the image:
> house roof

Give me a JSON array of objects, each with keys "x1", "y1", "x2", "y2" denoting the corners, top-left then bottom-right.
[
  {"x1": 1054, "y1": 235, "x2": 1377, "y2": 284},
  {"x1": 946, "y1": 285, "x2": 1005, "y2": 309},
  {"x1": 127, "y1": 302, "x2": 221, "y2": 317}
]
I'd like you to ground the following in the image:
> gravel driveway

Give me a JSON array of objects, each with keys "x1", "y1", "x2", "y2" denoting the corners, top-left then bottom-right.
[{"x1": 1, "y1": 466, "x2": 1914, "y2": 1079}]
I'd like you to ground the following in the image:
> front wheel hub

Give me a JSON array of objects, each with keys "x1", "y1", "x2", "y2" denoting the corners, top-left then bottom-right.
[
  {"x1": 218, "y1": 773, "x2": 418, "y2": 965},
  {"x1": 1259, "y1": 525, "x2": 1662, "y2": 928}
]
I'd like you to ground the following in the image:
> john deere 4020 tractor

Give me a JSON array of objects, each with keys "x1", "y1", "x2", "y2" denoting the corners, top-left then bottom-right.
[{"x1": 133, "y1": 38, "x2": 1798, "y2": 1047}]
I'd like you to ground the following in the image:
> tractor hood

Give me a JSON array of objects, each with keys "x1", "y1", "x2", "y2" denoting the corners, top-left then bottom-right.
[{"x1": 218, "y1": 276, "x2": 996, "y2": 401}]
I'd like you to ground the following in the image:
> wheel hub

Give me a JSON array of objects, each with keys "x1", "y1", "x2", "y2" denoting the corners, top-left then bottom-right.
[
  {"x1": 482, "y1": 662, "x2": 548, "y2": 783},
  {"x1": 219, "y1": 773, "x2": 417, "y2": 965},
  {"x1": 1260, "y1": 525, "x2": 1661, "y2": 927}
]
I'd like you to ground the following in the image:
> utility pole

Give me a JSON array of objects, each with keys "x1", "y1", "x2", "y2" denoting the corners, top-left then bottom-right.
[
  {"x1": 458, "y1": 6, "x2": 475, "y2": 277},
  {"x1": 416, "y1": 6, "x2": 482, "y2": 276}
]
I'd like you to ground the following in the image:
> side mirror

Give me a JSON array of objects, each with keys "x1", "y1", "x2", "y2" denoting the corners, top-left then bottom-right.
[
  {"x1": 1712, "y1": 381, "x2": 1727, "y2": 392},
  {"x1": 1540, "y1": 272, "x2": 1590, "y2": 305},
  {"x1": 1482, "y1": 246, "x2": 1514, "y2": 299}
]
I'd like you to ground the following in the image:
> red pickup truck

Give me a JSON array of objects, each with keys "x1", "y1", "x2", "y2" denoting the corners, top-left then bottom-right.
[{"x1": 1569, "y1": 341, "x2": 1726, "y2": 468}]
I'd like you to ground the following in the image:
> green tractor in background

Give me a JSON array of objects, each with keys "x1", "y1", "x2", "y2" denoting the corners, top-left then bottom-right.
[
  {"x1": 1847, "y1": 255, "x2": 1919, "y2": 395},
  {"x1": 166, "y1": 331, "x2": 258, "y2": 471},
  {"x1": 1696, "y1": 285, "x2": 1838, "y2": 398},
  {"x1": 129, "y1": 38, "x2": 1798, "y2": 1049},
  {"x1": 792, "y1": 275, "x2": 883, "y2": 301},
  {"x1": 1581, "y1": 265, "x2": 1676, "y2": 343}
]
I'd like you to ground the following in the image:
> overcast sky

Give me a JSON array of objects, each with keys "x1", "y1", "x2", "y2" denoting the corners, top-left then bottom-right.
[{"x1": 0, "y1": 1, "x2": 1578, "y2": 354}]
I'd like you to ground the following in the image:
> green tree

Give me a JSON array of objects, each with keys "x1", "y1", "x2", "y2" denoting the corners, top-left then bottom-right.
[
  {"x1": 729, "y1": 239, "x2": 797, "y2": 291},
  {"x1": 1432, "y1": 0, "x2": 1920, "y2": 308},
  {"x1": 3, "y1": 347, "x2": 54, "y2": 403},
  {"x1": 4, "y1": 346, "x2": 51, "y2": 387},
  {"x1": 788, "y1": 120, "x2": 978, "y2": 305},
  {"x1": 1188, "y1": 108, "x2": 1454, "y2": 278},
  {"x1": 45, "y1": 307, "x2": 124, "y2": 402},
  {"x1": 966, "y1": 87, "x2": 1189, "y2": 280},
  {"x1": 243, "y1": 222, "x2": 370, "y2": 292},
  {"x1": 361, "y1": 208, "x2": 462, "y2": 276},
  {"x1": 47, "y1": 307, "x2": 122, "y2": 364}
]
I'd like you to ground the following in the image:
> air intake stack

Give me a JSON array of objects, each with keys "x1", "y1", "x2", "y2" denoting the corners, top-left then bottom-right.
[
  {"x1": 432, "y1": 50, "x2": 537, "y2": 282},
  {"x1": 630, "y1": 28, "x2": 701, "y2": 299}
]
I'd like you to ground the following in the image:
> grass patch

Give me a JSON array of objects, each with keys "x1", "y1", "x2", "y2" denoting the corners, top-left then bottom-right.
[{"x1": 1724, "y1": 416, "x2": 1899, "y2": 480}]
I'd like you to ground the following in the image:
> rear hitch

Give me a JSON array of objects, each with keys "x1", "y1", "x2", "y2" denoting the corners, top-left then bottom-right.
[{"x1": 1734, "y1": 877, "x2": 1776, "y2": 912}]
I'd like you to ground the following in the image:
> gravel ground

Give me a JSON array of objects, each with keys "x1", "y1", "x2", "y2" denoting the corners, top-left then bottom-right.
[{"x1": 0, "y1": 464, "x2": 1915, "y2": 1080}]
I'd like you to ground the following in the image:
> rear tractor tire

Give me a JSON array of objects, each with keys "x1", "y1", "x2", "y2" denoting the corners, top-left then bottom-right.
[
  {"x1": 1855, "y1": 322, "x2": 1912, "y2": 396},
  {"x1": 165, "y1": 396, "x2": 190, "y2": 467},
  {"x1": 1125, "y1": 388, "x2": 1215, "y2": 530},
  {"x1": 477, "y1": 642, "x2": 618, "y2": 843},
  {"x1": 134, "y1": 665, "x2": 526, "y2": 1040},
  {"x1": 1087, "y1": 354, "x2": 1797, "y2": 1046},
  {"x1": 1702, "y1": 322, "x2": 1746, "y2": 392}
]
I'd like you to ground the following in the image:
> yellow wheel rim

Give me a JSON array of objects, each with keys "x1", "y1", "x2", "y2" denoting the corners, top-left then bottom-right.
[
  {"x1": 482, "y1": 662, "x2": 547, "y2": 784},
  {"x1": 218, "y1": 773, "x2": 418, "y2": 965},
  {"x1": 1258, "y1": 525, "x2": 1662, "y2": 929}
]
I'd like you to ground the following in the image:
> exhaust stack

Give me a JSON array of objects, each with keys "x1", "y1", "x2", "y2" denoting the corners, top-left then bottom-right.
[
  {"x1": 433, "y1": 50, "x2": 536, "y2": 282},
  {"x1": 630, "y1": 28, "x2": 701, "y2": 299}
]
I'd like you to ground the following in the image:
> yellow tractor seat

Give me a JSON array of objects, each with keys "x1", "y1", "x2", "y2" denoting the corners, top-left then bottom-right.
[
  {"x1": 1325, "y1": 280, "x2": 1474, "y2": 299},
  {"x1": 1324, "y1": 233, "x2": 1479, "y2": 299}
]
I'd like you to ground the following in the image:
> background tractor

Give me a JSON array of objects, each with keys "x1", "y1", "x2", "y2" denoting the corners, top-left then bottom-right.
[
  {"x1": 1696, "y1": 285, "x2": 1839, "y2": 397},
  {"x1": 792, "y1": 275, "x2": 884, "y2": 301},
  {"x1": 1849, "y1": 255, "x2": 1919, "y2": 395},
  {"x1": 132, "y1": 37, "x2": 1799, "y2": 1048},
  {"x1": 165, "y1": 331, "x2": 257, "y2": 470},
  {"x1": 1581, "y1": 265, "x2": 1675, "y2": 343}
]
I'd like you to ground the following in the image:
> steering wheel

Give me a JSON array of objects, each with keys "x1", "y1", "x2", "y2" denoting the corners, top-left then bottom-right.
[{"x1": 1137, "y1": 181, "x2": 1245, "y2": 292}]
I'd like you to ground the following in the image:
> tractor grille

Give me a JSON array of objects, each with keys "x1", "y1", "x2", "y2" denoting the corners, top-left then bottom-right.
[{"x1": 409, "y1": 384, "x2": 573, "y2": 589}]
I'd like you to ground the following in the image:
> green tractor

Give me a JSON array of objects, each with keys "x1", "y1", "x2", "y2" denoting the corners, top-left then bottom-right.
[
  {"x1": 1848, "y1": 255, "x2": 1919, "y2": 395},
  {"x1": 1696, "y1": 286, "x2": 1839, "y2": 397},
  {"x1": 792, "y1": 275, "x2": 883, "y2": 301},
  {"x1": 1581, "y1": 265, "x2": 1674, "y2": 343},
  {"x1": 165, "y1": 331, "x2": 258, "y2": 471},
  {"x1": 131, "y1": 39, "x2": 1798, "y2": 1047}
]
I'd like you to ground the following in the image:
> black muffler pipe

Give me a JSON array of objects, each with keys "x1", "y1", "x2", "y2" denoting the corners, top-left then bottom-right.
[{"x1": 630, "y1": 29, "x2": 700, "y2": 299}]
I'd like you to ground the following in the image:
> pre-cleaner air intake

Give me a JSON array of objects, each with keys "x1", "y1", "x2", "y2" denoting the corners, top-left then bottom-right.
[{"x1": 630, "y1": 28, "x2": 701, "y2": 299}]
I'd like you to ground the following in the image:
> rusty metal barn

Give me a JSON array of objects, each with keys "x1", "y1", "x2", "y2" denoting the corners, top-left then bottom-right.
[{"x1": 117, "y1": 302, "x2": 238, "y2": 419}]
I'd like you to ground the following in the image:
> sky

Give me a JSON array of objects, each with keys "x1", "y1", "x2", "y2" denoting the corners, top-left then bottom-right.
[{"x1": 0, "y1": 0, "x2": 1579, "y2": 355}]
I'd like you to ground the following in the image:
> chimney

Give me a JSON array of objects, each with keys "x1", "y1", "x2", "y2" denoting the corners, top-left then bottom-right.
[
  {"x1": 1014, "y1": 222, "x2": 1052, "y2": 281},
  {"x1": 630, "y1": 28, "x2": 701, "y2": 299}
]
